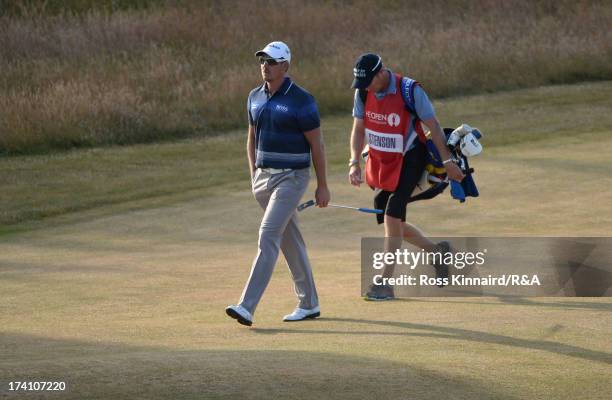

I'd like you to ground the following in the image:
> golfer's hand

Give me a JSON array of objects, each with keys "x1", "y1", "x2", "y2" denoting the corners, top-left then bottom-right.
[
  {"x1": 446, "y1": 162, "x2": 465, "y2": 182},
  {"x1": 315, "y1": 186, "x2": 330, "y2": 208},
  {"x1": 349, "y1": 165, "x2": 363, "y2": 186}
]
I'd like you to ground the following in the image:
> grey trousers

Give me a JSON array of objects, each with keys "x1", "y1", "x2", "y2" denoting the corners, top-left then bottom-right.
[{"x1": 238, "y1": 168, "x2": 319, "y2": 315}]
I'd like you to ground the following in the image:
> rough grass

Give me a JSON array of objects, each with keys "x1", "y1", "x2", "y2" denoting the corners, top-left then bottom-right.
[{"x1": 1, "y1": 0, "x2": 611, "y2": 154}]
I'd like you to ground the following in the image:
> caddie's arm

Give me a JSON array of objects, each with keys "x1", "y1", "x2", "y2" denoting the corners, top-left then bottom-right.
[
  {"x1": 349, "y1": 117, "x2": 365, "y2": 186},
  {"x1": 247, "y1": 124, "x2": 256, "y2": 179},
  {"x1": 305, "y1": 128, "x2": 330, "y2": 207},
  {"x1": 422, "y1": 118, "x2": 465, "y2": 182}
]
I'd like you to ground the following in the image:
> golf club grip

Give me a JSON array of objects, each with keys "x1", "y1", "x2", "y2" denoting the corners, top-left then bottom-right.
[{"x1": 297, "y1": 199, "x2": 315, "y2": 211}]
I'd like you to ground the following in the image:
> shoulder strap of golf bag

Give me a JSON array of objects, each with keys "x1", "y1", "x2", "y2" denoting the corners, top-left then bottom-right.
[
  {"x1": 357, "y1": 76, "x2": 420, "y2": 118},
  {"x1": 399, "y1": 77, "x2": 420, "y2": 118}
]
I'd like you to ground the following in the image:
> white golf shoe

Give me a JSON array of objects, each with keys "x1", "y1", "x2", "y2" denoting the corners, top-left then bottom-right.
[
  {"x1": 283, "y1": 306, "x2": 320, "y2": 322},
  {"x1": 225, "y1": 304, "x2": 253, "y2": 326}
]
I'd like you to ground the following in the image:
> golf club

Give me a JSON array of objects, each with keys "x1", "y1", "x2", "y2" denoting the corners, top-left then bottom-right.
[{"x1": 297, "y1": 199, "x2": 383, "y2": 214}]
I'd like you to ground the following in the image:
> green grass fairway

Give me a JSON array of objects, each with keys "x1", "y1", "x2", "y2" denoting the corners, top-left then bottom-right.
[{"x1": 1, "y1": 82, "x2": 611, "y2": 399}]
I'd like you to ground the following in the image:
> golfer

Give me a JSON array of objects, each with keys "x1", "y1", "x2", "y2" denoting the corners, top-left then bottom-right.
[
  {"x1": 226, "y1": 41, "x2": 330, "y2": 326},
  {"x1": 348, "y1": 53, "x2": 464, "y2": 300}
]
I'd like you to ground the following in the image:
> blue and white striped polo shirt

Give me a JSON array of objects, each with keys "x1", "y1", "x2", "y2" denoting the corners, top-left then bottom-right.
[{"x1": 248, "y1": 77, "x2": 320, "y2": 169}]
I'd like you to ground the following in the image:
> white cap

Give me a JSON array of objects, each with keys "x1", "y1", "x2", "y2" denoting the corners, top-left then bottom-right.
[{"x1": 255, "y1": 41, "x2": 291, "y2": 63}]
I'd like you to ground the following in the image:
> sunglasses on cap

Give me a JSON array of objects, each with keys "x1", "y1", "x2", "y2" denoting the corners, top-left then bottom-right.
[{"x1": 259, "y1": 57, "x2": 284, "y2": 66}]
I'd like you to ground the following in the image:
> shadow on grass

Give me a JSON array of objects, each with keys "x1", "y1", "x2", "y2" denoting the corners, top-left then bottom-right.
[
  {"x1": 0, "y1": 332, "x2": 518, "y2": 400},
  {"x1": 252, "y1": 317, "x2": 612, "y2": 365}
]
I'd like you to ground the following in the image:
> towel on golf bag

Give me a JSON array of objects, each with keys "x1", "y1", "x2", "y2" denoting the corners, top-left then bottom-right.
[{"x1": 449, "y1": 156, "x2": 479, "y2": 203}]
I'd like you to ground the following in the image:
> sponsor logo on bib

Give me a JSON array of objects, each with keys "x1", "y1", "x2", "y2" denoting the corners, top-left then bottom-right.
[{"x1": 366, "y1": 111, "x2": 401, "y2": 127}]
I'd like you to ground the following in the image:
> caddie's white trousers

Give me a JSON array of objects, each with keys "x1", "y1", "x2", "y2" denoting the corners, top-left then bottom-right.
[{"x1": 238, "y1": 167, "x2": 319, "y2": 315}]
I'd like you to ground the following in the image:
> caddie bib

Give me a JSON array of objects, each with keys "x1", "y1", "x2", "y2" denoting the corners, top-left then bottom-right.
[{"x1": 364, "y1": 73, "x2": 414, "y2": 191}]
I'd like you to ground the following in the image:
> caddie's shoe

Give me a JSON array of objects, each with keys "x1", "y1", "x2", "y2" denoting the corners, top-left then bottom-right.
[
  {"x1": 364, "y1": 284, "x2": 395, "y2": 301},
  {"x1": 225, "y1": 304, "x2": 253, "y2": 326},
  {"x1": 432, "y1": 241, "x2": 451, "y2": 287},
  {"x1": 283, "y1": 306, "x2": 320, "y2": 322}
]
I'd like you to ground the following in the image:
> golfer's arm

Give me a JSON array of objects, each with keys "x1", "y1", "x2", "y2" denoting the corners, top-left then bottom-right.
[
  {"x1": 422, "y1": 118, "x2": 452, "y2": 161},
  {"x1": 247, "y1": 124, "x2": 256, "y2": 177},
  {"x1": 304, "y1": 128, "x2": 328, "y2": 188},
  {"x1": 350, "y1": 118, "x2": 366, "y2": 163}
]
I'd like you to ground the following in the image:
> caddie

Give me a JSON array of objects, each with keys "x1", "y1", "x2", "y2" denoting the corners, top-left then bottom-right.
[
  {"x1": 348, "y1": 53, "x2": 464, "y2": 300},
  {"x1": 226, "y1": 41, "x2": 330, "y2": 326}
]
